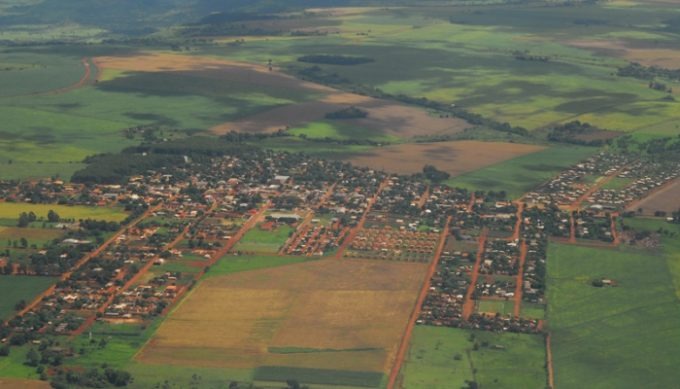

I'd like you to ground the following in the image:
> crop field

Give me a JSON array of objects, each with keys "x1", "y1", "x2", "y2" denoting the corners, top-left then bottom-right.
[
  {"x1": 201, "y1": 3, "x2": 680, "y2": 134},
  {"x1": 0, "y1": 378, "x2": 49, "y2": 389},
  {"x1": 214, "y1": 92, "x2": 469, "y2": 140},
  {"x1": 0, "y1": 203, "x2": 127, "y2": 222},
  {"x1": 447, "y1": 145, "x2": 597, "y2": 199},
  {"x1": 0, "y1": 275, "x2": 57, "y2": 319},
  {"x1": 547, "y1": 243, "x2": 680, "y2": 388},
  {"x1": 339, "y1": 141, "x2": 544, "y2": 177},
  {"x1": 137, "y1": 259, "x2": 427, "y2": 386},
  {"x1": 626, "y1": 178, "x2": 680, "y2": 216},
  {"x1": 400, "y1": 326, "x2": 546, "y2": 389}
]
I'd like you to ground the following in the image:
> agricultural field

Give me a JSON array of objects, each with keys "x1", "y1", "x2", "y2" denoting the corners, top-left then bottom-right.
[
  {"x1": 136, "y1": 258, "x2": 428, "y2": 387},
  {"x1": 0, "y1": 203, "x2": 127, "y2": 223},
  {"x1": 0, "y1": 227, "x2": 64, "y2": 247},
  {"x1": 0, "y1": 275, "x2": 56, "y2": 319},
  {"x1": 626, "y1": 178, "x2": 680, "y2": 216},
  {"x1": 339, "y1": 141, "x2": 545, "y2": 178},
  {"x1": 546, "y1": 243, "x2": 680, "y2": 388},
  {"x1": 400, "y1": 326, "x2": 546, "y2": 389},
  {"x1": 448, "y1": 145, "x2": 597, "y2": 199}
]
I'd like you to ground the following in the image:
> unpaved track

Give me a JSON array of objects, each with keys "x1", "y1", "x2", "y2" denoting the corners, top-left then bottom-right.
[
  {"x1": 462, "y1": 228, "x2": 488, "y2": 320},
  {"x1": 386, "y1": 216, "x2": 452, "y2": 389}
]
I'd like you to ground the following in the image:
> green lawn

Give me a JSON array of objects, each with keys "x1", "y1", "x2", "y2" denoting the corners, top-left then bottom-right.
[
  {"x1": 447, "y1": 146, "x2": 597, "y2": 199},
  {"x1": 233, "y1": 224, "x2": 295, "y2": 253},
  {"x1": 206, "y1": 254, "x2": 310, "y2": 278},
  {"x1": 547, "y1": 243, "x2": 680, "y2": 388},
  {"x1": 0, "y1": 276, "x2": 57, "y2": 320},
  {"x1": 401, "y1": 326, "x2": 546, "y2": 389}
]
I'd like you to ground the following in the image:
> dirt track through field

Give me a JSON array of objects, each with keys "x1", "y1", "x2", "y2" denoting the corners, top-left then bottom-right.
[
  {"x1": 546, "y1": 333, "x2": 555, "y2": 389},
  {"x1": 386, "y1": 216, "x2": 452, "y2": 389}
]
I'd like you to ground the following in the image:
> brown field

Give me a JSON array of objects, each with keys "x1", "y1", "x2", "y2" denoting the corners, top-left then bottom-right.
[
  {"x1": 0, "y1": 227, "x2": 64, "y2": 243},
  {"x1": 0, "y1": 379, "x2": 50, "y2": 389},
  {"x1": 627, "y1": 178, "x2": 680, "y2": 216},
  {"x1": 337, "y1": 140, "x2": 545, "y2": 176},
  {"x1": 213, "y1": 93, "x2": 469, "y2": 138},
  {"x1": 95, "y1": 51, "x2": 469, "y2": 139},
  {"x1": 137, "y1": 258, "x2": 427, "y2": 373},
  {"x1": 568, "y1": 39, "x2": 680, "y2": 68}
]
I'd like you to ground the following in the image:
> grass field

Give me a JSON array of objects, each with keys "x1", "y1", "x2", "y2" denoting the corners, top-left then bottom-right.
[
  {"x1": 447, "y1": 145, "x2": 597, "y2": 199},
  {"x1": 137, "y1": 259, "x2": 428, "y2": 386},
  {"x1": 0, "y1": 227, "x2": 64, "y2": 247},
  {"x1": 547, "y1": 243, "x2": 680, "y2": 388},
  {"x1": 233, "y1": 224, "x2": 295, "y2": 253},
  {"x1": 401, "y1": 326, "x2": 546, "y2": 389},
  {"x1": 0, "y1": 275, "x2": 56, "y2": 320},
  {"x1": 206, "y1": 254, "x2": 311, "y2": 278},
  {"x1": 0, "y1": 203, "x2": 127, "y2": 222},
  {"x1": 477, "y1": 299, "x2": 515, "y2": 316}
]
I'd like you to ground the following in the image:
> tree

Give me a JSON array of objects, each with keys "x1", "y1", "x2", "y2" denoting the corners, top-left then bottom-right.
[
  {"x1": 422, "y1": 164, "x2": 450, "y2": 183},
  {"x1": 47, "y1": 210, "x2": 60, "y2": 223},
  {"x1": 26, "y1": 348, "x2": 40, "y2": 367}
]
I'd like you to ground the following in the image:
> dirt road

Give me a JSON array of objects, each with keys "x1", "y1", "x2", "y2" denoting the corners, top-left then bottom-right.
[
  {"x1": 386, "y1": 216, "x2": 452, "y2": 389},
  {"x1": 462, "y1": 228, "x2": 488, "y2": 320}
]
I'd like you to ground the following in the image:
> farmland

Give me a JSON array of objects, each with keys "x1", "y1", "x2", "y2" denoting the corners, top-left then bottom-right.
[
  {"x1": 339, "y1": 141, "x2": 545, "y2": 178},
  {"x1": 400, "y1": 326, "x2": 546, "y2": 389},
  {"x1": 626, "y1": 178, "x2": 680, "y2": 216},
  {"x1": 0, "y1": 203, "x2": 127, "y2": 223},
  {"x1": 546, "y1": 243, "x2": 680, "y2": 388},
  {"x1": 0, "y1": 275, "x2": 56, "y2": 319},
  {"x1": 137, "y1": 259, "x2": 428, "y2": 386},
  {"x1": 447, "y1": 145, "x2": 597, "y2": 199}
]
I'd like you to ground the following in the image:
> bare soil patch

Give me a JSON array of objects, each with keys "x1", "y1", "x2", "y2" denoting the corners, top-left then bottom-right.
[
  {"x1": 338, "y1": 141, "x2": 545, "y2": 176},
  {"x1": 627, "y1": 178, "x2": 680, "y2": 216},
  {"x1": 137, "y1": 258, "x2": 427, "y2": 373}
]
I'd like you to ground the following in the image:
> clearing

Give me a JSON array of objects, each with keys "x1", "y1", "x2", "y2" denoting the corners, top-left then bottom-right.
[{"x1": 626, "y1": 178, "x2": 680, "y2": 216}]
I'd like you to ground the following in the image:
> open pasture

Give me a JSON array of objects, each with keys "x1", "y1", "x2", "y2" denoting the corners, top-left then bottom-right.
[
  {"x1": 547, "y1": 243, "x2": 680, "y2": 388},
  {"x1": 401, "y1": 326, "x2": 546, "y2": 389},
  {"x1": 137, "y1": 258, "x2": 427, "y2": 386},
  {"x1": 338, "y1": 141, "x2": 544, "y2": 178},
  {"x1": 0, "y1": 275, "x2": 57, "y2": 320},
  {"x1": 0, "y1": 202, "x2": 127, "y2": 222}
]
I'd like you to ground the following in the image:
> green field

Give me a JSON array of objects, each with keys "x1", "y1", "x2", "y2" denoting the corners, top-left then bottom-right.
[
  {"x1": 233, "y1": 224, "x2": 295, "y2": 253},
  {"x1": 447, "y1": 146, "x2": 597, "y2": 199},
  {"x1": 477, "y1": 299, "x2": 515, "y2": 316},
  {"x1": 0, "y1": 275, "x2": 56, "y2": 320},
  {"x1": 206, "y1": 254, "x2": 310, "y2": 278},
  {"x1": 401, "y1": 326, "x2": 546, "y2": 389},
  {"x1": 547, "y1": 243, "x2": 680, "y2": 388},
  {"x1": 0, "y1": 203, "x2": 127, "y2": 222}
]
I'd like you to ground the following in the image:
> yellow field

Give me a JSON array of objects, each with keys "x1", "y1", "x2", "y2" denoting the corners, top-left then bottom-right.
[
  {"x1": 137, "y1": 258, "x2": 427, "y2": 374},
  {"x1": 0, "y1": 202, "x2": 127, "y2": 222}
]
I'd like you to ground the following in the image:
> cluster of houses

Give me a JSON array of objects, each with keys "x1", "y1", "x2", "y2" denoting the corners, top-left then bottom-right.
[{"x1": 1, "y1": 144, "x2": 676, "y2": 347}]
